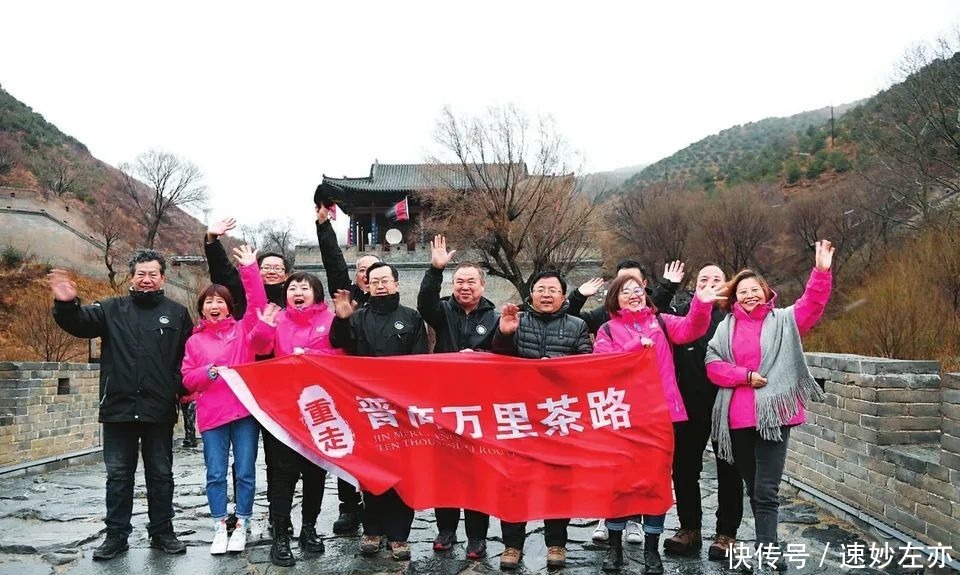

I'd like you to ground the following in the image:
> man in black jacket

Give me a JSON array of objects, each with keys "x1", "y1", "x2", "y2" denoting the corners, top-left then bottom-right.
[
  {"x1": 491, "y1": 270, "x2": 592, "y2": 571},
  {"x1": 417, "y1": 235, "x2": 499, "y2": 558},
  {"x1": 567, "y1": 260, "x2": 683, "y2": 336},
  {"x1": 49, "y1": 250, "x2": 191, "y2": 561},
  {"x1": 331, "y1": 262, "x2": 428, "y2": 561},
  {"x1": 662, "y1": 264, "x2": 744, "y2": 560}
]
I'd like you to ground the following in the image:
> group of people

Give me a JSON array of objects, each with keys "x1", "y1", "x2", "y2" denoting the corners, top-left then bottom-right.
[{"x1": 47, "y1": 198, "x2": 834, "y2": 575}]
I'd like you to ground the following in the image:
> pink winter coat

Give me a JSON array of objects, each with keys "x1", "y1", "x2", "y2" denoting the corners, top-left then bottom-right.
[
  {"x1": 261, "y1": 302, "x2": 344, "y2": 357},
  {"x1": 594, "y1": 296, "x2": 712, "y2": 422},
  {"x1": 181, "y1": 262, "x2": 273, "y2": 432},
  {"x1": 706, "y1": 267, "x2": 832, "y2": 429}
]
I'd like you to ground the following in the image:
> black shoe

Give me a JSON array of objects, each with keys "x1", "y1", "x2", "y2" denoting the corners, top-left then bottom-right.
[
  {"x1": 332, "y1": 511, "x2": 360, "y2": 534},
  {"x1": 92, "y1": 533, "x2": 129, "y2": 561},
  {"x1": 270, "y1": 518, "x2": 296, "y2": 567},
  {"x1": 602, "y1": 529, "x2": 624, "y2": 572},
  {"x1": 182, "y1": 438, "x2": 197, "y2": 448},
  {"x1": 150, "y1": 529, "x2": 187, "y2": 554},
  {"x1": 299, "y1": 524, "x2": 325, "y2": 553},
  {"x1": 644, "y1": 535, "x2": 663, "y2": 575},
  {"x1": 433, "y1": 530, "x2": 457, "y2": 551},
  {"x1": 465, "y1": 538, "x2": 486, "y2": 559}
]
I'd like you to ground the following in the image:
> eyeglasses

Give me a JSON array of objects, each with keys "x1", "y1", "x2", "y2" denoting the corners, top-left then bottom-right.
[
  {"x1": 260, "y1": 265, "x2": 285, "y2": 272},
  {"x1": 531, "y1": 287, "x2": 563, "y2": 296},
  {"x1": 619, "y1": 288, "x2": 645, "y2": 297},
  {"x1": 368, "y1": 278, "x2": 396, "y2": 288}
]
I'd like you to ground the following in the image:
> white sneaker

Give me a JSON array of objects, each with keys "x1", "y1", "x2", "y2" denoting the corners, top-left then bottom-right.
[
  {"x1": 592, "y1": 522, "x2": 609, "y2": 542},
  {"x1": 625, "y1": 520, "x2": 643, "y2": 544},
  {"x1": 210, "y1": 519, "x2": 229, "y2": 555},
  {"x1": 227, "y1": 518, "x2": 247, "y2": 553}
]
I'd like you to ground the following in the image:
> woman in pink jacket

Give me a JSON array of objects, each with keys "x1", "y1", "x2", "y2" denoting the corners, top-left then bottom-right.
[
  {"x1": 181, "y1": 245, "x2": 277, "y2": 556},
  {"x1": 593, "y1": 273, "x2": 718, "y2": 574},
  {"x1": 706, "y1": 240, "x2": 834, "y2": 574},
  {"x1": 253, "y1": 270, "x2": 344, "y2": 567}
]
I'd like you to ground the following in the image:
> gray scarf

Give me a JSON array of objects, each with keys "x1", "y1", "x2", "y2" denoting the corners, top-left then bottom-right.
[{"x1": 706, "y1": 306, "x2": 824, "y2": 463}]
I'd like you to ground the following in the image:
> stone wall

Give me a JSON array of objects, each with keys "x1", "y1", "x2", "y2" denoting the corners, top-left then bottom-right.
[
  {"x1": 788, "y1": 352, "x2": 959, "y2": 550},
  {"x1": 0, "y1": 362, "x2": 101, "y2": 469}
]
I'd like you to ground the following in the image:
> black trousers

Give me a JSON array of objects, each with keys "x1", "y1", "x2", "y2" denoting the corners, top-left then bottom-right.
[
  {"x1": 102, "y1": 422, "x2": 175, "y2": 537},
  {"x1": 262, "y1": 429, "x2": 326, "y2": 525},
  {"x1": 730, "y1": 426, "x2": 791, "y2": 545},
  {"x1": 362, "y1": 488, "x2": 414, "y2": 542},
  {"x1": 179, "y1": 402, "x2": 196, "y2": 442},
  {"x1": 338, "y1": 477, "x2": 362, "y2": 513},
  {"x1": 672, "y1": 416, "x2": 744, "y2": 537},
  {"x1": 501, "y1": 519, "x2": 570, "y2": 549},
  {"x1": 435, "y1": 507, "x2": 490, "y2": 540}
]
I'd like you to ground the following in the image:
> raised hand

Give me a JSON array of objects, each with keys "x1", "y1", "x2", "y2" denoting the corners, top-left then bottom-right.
[
  {"x1": 315, "y1": 204, "x2": 329, "y2": 224},
  {"x1": 663, "y1": 260, "x2": 686, "y2": 284},
  {"x1": 47, "y1": 269, "x2": 78, "y2": 302},
  {"x1": 256, "y1": 303, "x2": 281, "y2": 327},
  {"x1": 232, "y1": 244, "x2": 259, "y2": 267},
  {"x1": 577, "y1": 277, "x2": 604, "y2": 297},
  {"x1": 499, "y1": 303, "x2": 521, "y2": 335},
  {"x1": 815, "y1": 240, "x2": 834, "y2": 271},
  {"x1": 695, "y1": 284, "x2": 723, "y2": 304},
  {"x1": 208, "y1": 218, "x2": 237, "y2": 238},
  {"x1": 430, "y1": 235, "x2": 457, "y2": 269},
  {"x1": 333, "y1": 289, "x2": 357, "y2": 319}
]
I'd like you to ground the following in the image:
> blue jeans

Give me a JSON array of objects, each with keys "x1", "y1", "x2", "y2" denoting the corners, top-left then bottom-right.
[
  {"x1": 605, "y1": 514, "x2": 665, "y2": 534},
  {"x1": 202, "y1": 416, "x2": 260, "y2": 520}
]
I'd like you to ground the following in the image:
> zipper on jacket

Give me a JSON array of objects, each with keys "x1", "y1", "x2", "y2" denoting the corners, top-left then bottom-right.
[{"x1": 100, "y1": 376, "x2": 110, "y2": 406}]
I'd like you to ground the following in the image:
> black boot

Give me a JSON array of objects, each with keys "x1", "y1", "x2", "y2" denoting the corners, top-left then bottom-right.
[
  {"x1": 149, "y1": 522, "x2": 187, "y2": 554},
  {"x1": 332, "y1": 511, "x2": 360, "y2": 534},
  {"x1": 644, "y1": 535, "x2": 663, "y2": 575},
  {"x1": 92, "y1": 533, "x2": 129, "y2": 561},
  {"x1": 270, "y1": 517, "x2": 296, "y2": 566},
  {"x1": 602, "y1": 529, "x2": 624, "y2": 572},
  {"x1": 300, "y1": 523, "x2": 325, "y2": 553}
]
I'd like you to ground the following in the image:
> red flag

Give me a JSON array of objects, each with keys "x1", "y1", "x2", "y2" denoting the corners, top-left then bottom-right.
[
  {"x1": 387, "y1": 197, "x2": 409, "y2": 222},
  {"x1": 220, "y1": 351, "x2": 673, "y2": 522}
]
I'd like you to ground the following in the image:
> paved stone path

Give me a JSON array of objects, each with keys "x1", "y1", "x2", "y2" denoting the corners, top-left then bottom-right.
[{"x1": 0, "y1": 441, "x2": 951, "y2": 574}]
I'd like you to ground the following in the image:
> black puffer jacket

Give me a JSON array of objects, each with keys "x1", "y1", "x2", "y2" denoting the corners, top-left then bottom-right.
[
  {"x1": 492, "y1": 300, "x2": 592, "y2": 358},
  {"x1": 417, "y1": 267, "x2": 499, "y2": 352},
  {"x1": 664, "y1": 299, "x2": 727, "y2": 421},
  {"x1": 330, "y1": 293, "x2": 429, "y2": 357},
  {"x1": 53, "y1": 292, "x2": 192, "y2": 424}
]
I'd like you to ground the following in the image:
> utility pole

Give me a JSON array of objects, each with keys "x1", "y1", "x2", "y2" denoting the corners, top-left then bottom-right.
[{"x1": 830, "y1": 106, "x2": 835, "y2": 147}]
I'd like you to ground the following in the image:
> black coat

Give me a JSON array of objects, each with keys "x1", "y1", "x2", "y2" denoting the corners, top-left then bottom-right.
[
  {"x1": 567, "y1": 279, "x2": 679, "y2": 336},
  {"x1": 53, "y1": 293, "x2": 192, "y2": 424},
  {"x1": 664, "y1": 298, "x2": 727, "y2": 421},
  {"x1": 203, "y1": 218, "x2": 352, "y2": 317},
  {"x1": 417, "y1": 267, "x2": 499, "y2": 352},
  {"x1": 330, "y1": 293, "x2": 429, "y2": 357},
  {"x1": 492, "y1": 300, "x2": 592, "y2": 358}
]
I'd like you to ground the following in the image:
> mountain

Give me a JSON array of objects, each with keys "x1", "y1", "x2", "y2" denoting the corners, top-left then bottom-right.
[
  {"x1": 580, "y1": 163, "x2": 647, "y2": 200},
  {"x1": 620, "y1": 102, "x2": 862, "y2": 194},
  {"x1": 0, "y1": 85, "x2": 206, "y2": 255}
]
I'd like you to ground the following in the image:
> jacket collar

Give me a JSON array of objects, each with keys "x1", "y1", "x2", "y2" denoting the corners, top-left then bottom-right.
[
  {"x1": 733, "y1": 290, "x2": 779, "y2": 321},
  {"x1": 194, "y1": 316, "x2": 238, "y2": 334},
  {"x1": 523, "y1": 298, "x2": 570, "y2": 319},
  {"x1": 285, "y1": 302, "x2": 331, "y2": 324},
  {"x1": 129, "y1": 288, "x2": 165, "y2": 308},
  {"x1": 368, "y1": 293, "x2": 400, "y2": 314}
]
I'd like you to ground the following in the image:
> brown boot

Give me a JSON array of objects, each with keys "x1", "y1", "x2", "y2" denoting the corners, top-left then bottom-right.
[
  {"x1": 500, "y1": 547, "x2": 522, "y2": 570},
  {"x1": 708, "y1": 534, "x2": 736, "y2": 561},
  {"x1": 546, "y1": 546, "x2": 567, "y2": 568},
  {"x1": 663, "y1": 528, "x2": 702, "y2": 555}
]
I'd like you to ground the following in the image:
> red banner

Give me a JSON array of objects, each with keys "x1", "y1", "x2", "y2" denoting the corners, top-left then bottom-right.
[{"x1": 220, "y1": 351, "x2": 674, "y2": 522}]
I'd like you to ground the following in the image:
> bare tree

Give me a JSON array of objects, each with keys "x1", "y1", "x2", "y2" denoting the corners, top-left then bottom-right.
[
  {"x1": 12, "y1": 289, "x2": 88, "y2": 361},
  {"x1": 120, "y1": 149, "x2": 207, "y2": 248},
  {"x1": 420, "y1": 105, "x2": 598, "y2": 298},
  {"x1": 853, "y1": 36, "x2": 960, "y2": 230},
  {"x1": 693, "y1": 186, "x2": 773, "y2": 273},
  {"x1": 608, "y1": 184, "x2": 693, "y2": 273},
  {"x1": 0, "y1": 133, "x2": 19, "y2": 177},
  {"x1": 90, "y1": 188, "x2": 129, "y2": 290},
  {"x1": 240, "y1": 218, "x2": 301, "y2": 266},
  {"x1": 38, "y1": 156, "x2": 80, "y2": 197}
]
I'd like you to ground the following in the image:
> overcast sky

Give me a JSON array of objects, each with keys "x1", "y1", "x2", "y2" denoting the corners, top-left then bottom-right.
[{"x1": 2, "y1": 1, "x2": 958, "y2": 242}]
